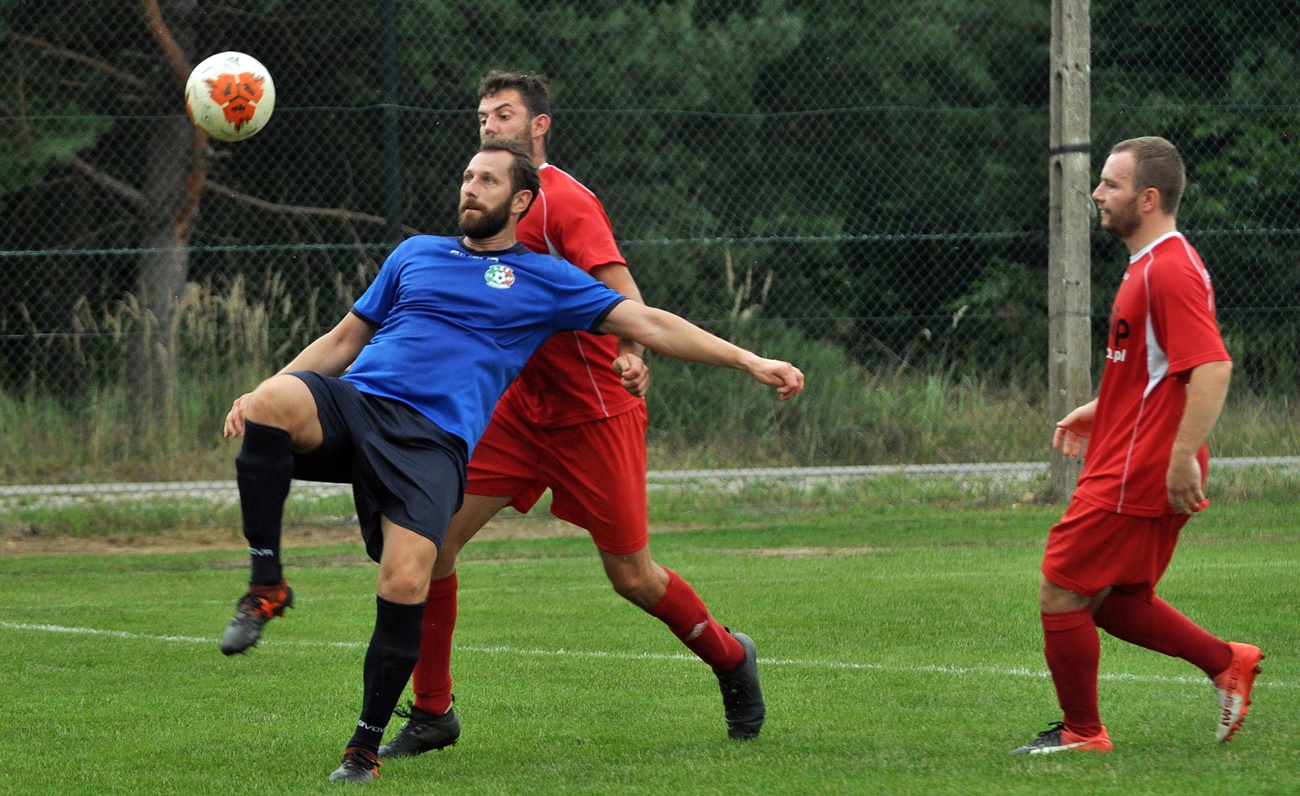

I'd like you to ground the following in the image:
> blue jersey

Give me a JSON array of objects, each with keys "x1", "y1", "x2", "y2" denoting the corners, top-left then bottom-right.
[{"x1": 343, "y1": 235, "x2": 626, "y2": 453}]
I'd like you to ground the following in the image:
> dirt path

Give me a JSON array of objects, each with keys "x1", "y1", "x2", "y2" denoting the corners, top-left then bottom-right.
[{"x1": 0, "y1": 515, "x2": 594, "y2": 558}]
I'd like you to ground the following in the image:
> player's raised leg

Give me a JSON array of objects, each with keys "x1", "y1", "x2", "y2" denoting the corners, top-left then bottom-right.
[
  {"x1": 1090, "y1": 586, "x2": 1263, "y2": 740},
  {"x1": 220, "y1": 374, "x2": 324, "y2": 655}
]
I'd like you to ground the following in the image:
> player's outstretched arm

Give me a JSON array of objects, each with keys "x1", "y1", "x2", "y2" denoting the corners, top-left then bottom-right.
[
  {"x1": 223, "y1": 312, "x2": 376, "y2": 438},
  {"x1": 598, "y1": 302, "x2": 804, "y2": 401}
]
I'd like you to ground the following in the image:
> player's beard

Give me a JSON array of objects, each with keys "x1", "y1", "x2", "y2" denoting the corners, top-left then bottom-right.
[
  {"x1": 480, "y1": 127, "x2": 532, "y2": 149},
  {"x1": 1099, "y1": 194, "x2": 1140, "y2": 239},
  {"x1": 458, "y1": 196, "x2": 513, "y2": 240}
]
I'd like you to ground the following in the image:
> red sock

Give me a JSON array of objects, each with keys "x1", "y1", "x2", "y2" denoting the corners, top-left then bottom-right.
[
  {"x1": 647, "y1": 568, "x2": 744, "y2": 673},
  {"x1": 1042, "y1": 607, "x2": 1103, "y2": 736},
  {"x1": 1094, "y1": 591, "x2": 1232, "y2": 678},
  {"x1": 411, "y1": 572, "x2": 457, "y2": 715}
]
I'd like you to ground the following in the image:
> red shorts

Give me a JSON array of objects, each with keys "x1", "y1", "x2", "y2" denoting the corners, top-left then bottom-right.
[
  {"x1": 1041, "y1": 497, "x2": 1189, "y2": 600},
  {"x1": 467, "y1": 397, "x2": 648, "y2": 555}
]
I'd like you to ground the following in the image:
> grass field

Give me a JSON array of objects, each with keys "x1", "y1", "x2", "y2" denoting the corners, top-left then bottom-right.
[{"x1": 1, "y1": 496, "x2": 1296, "y2": 795}]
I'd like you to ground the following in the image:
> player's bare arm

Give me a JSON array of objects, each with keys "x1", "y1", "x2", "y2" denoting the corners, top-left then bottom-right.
[
  {"x1": 223, "y1": 312, "x2": 377, "y2": 438},
  {"x1": 598, "y1": 301, "x2": 804, "y2": 400},
  {"x1": 1167, "y1": 359, "x2": 1233, "y2": 514},
  {"x1": 1052, "y1": 398, "x2": 1098, "y2": 458}
]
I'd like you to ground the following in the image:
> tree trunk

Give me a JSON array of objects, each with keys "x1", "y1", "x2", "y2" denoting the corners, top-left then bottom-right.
[
  {"x1": 128, "y1": 0, "x2": 205, "y2": 423},
  {"x1": 130, "y1": 114, "x2": 199, "y2": 419}
]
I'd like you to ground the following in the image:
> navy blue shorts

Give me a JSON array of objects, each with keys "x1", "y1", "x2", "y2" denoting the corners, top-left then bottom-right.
[{"x1": 290, "y1": 371, "x2": 467, "y2": 563}]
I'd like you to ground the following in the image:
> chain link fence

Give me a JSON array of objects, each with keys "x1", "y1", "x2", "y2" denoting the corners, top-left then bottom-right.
[{"x1": 2, "y1": 0, "x2": 1297, "y2": 493}]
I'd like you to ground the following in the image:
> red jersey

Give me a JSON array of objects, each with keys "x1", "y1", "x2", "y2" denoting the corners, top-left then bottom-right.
[
  {"x1": 505, "y1": 163, "x2": 644, "y2": 428},
  {"x1": 1073, "y1": 232, "x2": 1231, "y2": 517}
]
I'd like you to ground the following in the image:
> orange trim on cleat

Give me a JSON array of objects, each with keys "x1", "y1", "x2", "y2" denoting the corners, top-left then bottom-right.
[
  {"x1": 219, "y1": 582, "x2": 294, "y2": 655},
  {"x1": 328, "y1": 746, "x2": 381, "y2": 783},
  {"x1": 1011, "y1": 721, "x2": 1113, "y2": 754}
]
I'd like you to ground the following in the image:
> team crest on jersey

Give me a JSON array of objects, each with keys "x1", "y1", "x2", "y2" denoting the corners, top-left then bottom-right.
[{"x1": 484, "y1": 264, "x2": 515, "y2": 289}]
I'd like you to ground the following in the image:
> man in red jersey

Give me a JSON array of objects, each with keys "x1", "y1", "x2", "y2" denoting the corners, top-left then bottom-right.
[
  {"x1": 379, "y1": 71, "x2": 764, "y2": 757},
  {"x1": 1011, "y1": 137, "x2": 1264, "y2": 754}
]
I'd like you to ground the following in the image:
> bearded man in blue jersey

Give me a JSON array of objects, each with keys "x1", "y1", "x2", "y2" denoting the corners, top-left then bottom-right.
[{"x1": 218, "y1": 139, "x2": 804, "y2": 784}]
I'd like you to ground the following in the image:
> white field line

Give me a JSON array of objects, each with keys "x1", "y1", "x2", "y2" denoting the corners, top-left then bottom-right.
[{"x1": 1, "y1": 620, "x2": 1293, "y2": 691}]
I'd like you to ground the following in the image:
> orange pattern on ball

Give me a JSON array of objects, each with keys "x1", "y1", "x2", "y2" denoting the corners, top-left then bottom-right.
[{"x1": 205, "y1": 72, "x2": 266, "y2": 130}]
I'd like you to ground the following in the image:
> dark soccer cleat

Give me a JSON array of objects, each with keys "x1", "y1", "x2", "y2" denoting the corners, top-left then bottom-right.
[
  {"x1": 1010, "y1": 721, "x2": 1113, "y2": 754},
  {"x1": 219, "y1": 582, "x2": 293, "y2": 656},
  {"x1": 717, "y1": 631, "x2": 765, "y2": 740},
  {"x1": 328, "y1": 746, "x2": 381, "y2": 783},
  {"x1": 377, "y1": 702, "x2": 461, "y2": 759}
]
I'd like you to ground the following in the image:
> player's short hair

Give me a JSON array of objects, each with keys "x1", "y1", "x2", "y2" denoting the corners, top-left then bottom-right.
[
  {"x1": 478, "y1": 70, "x2": 551, "y2": 117},
  {"x1": 478, "y1": 137, "x2": 539, "y2": 217},
  {"x1": 478, "y1": 70, "x2": 552, "y2": 148},
  {"x1": 1111, "y1": 136, "x2": 1185, "y2": 216}
]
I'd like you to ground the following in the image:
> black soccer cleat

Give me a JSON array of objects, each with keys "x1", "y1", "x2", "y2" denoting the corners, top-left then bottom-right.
[
  {"x1": 328, "y1": 746, "x2": 381, "y2": 783},
  {"x1": 378, "y1": 702, "x2": 461, "y2": 759},
  {"x1": 717, "y1": 631, "x2": 766, "y2": 740},
  {"x1": 219, "y1": 582, "x2": 293, "y2": 655},
  {"x1": 1009, "y1": 721, "x2": 1113, "y2": 754}
]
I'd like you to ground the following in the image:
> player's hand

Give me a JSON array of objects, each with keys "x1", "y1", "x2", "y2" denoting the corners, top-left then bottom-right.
[
  {"x1": 1167, "y1": 453, "x2": 1208, "y2": 514},
  {"x1": 1052, "y1": 400, "x2": 1097, "y2": 458},
  {"x1": 612, "y1": 353, "x2": 650, "y2": 398},
  {"x1": 747, "y1": 358, "x2": 804, "y2": 401},
  {"x1": 224, "y1": 393, "x2": 252, "y2": 438}
]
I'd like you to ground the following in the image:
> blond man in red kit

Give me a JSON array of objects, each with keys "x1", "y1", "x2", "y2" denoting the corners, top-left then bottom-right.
[{"x1": 1012, "y1": 137, "x2": 1263, "y2": 755}]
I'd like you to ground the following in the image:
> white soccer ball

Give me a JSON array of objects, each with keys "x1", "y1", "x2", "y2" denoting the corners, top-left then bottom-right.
[{"x1": 185, "y1": 52, "x2": 275, "y2": 142}]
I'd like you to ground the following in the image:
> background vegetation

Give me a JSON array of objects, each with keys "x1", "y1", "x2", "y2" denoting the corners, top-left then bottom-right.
[{"x1": 1, "y1": 0, "x2": 1298, "y2": 485}]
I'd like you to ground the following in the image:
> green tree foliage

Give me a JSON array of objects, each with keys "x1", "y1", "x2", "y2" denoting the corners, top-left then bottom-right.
[
  {"x1": 1090, "y1": 0, "x2": 1300, "y2": 391},
  {"x1": 1, "y1": 0, "x2": 1298, "y2": 404}
]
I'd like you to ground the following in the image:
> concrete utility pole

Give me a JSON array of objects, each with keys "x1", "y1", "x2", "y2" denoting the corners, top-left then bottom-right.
[{"x1": 1048, "y1": 0, "x2": 1092, "y2": 501}]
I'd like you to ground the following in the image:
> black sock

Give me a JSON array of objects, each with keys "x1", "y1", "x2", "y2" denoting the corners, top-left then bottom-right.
[
  {"x1": 236, "y1": 420, "x2": 294, "y2": 585},
  {"x1": 348, "y1": 596, "x2": 425, "y2": 752}
]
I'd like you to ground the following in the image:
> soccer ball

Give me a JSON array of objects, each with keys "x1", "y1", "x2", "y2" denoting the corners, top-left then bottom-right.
[{"x1": 185, "y1": 52, "x2": 275, "y2": 142}]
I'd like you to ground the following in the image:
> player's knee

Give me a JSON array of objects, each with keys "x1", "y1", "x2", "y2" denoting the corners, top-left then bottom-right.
[
  {"x1": 377, "y1": 566, "x2": 430, "y2": 604},
  {"x1": 609, "y1": 572, "x2": 642, "y2": 600},
  {"x1": 609, "y1": 570, "x2": 663, "y2": 609},
  {"x1": 436, "y1": 534, "x2": 466, "y2": 568},
  {"x1": 1037, "y1": 577, "x2": 1089, "y2": 613},
  {"x1": 246, "y1": 376, "x2": 305, "y2": 425}
]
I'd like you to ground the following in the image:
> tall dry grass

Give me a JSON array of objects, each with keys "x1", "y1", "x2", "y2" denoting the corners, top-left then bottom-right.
[{"x1": 2, "y1": 269, "x2": 1297, "y2": 486}]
